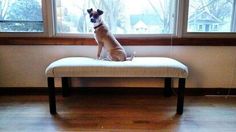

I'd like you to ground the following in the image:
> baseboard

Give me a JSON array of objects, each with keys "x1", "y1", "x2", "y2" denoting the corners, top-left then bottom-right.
[{"x1": 0, "y1": 87, "x2": 235, "y2": 96}]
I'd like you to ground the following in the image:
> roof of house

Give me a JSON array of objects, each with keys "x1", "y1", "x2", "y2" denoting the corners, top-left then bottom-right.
[
  {"x1": 188, "y1": 9, "x2": 223, "y2": 24},
  {"x1": 133, "y1": 21, "x2": 148, "y2": 29}
]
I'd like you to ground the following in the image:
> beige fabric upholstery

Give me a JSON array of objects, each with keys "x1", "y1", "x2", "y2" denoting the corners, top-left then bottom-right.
[{"x1": 45, "y1": 57, "x2": 188, "y2": 78}]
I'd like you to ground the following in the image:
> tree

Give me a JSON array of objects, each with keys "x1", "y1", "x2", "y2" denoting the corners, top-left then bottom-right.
[
  {"x1": 6, "y1": 0, "x2": 42, "y2": 21},
  {"x1": 0, "y1": 0, "x2": 10, "y2": 20},
  {"x1": 191, "y1": 0, "x2": 233, "y2": 21},
  {"x1": 98, "y1": 0, "x2": 125, "y2": 33},
  {"x1": 147, "y1": 0, "x2": 174, "y2": 33},
  {"x1": 74, "y1": 0, "x2": 125, "y2": 33},
  {"x1": 205, "y1": 0, "x2": 233, "y2": 21},
  {"x1": 0, "y1": 0, "x2": 43, "y2": 32}
]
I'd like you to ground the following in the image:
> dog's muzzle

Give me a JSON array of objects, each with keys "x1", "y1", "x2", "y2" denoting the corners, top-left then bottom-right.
[{"x1": 90, "y1": 19, "x2": 96, "y2": 23}]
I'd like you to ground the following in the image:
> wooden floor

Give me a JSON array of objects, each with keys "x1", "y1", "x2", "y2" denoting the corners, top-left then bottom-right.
[{"x1": 0, "y1": 94, "x2": 236, "y2": 132}]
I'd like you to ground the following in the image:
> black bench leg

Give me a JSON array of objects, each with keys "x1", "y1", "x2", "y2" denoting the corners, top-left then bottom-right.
[
  {"x1": 177, "y1": 78, "x2": 186, "y2": 115},
  {"x1": 62, "y1": 77, "x2": 70, "y2": 97},
  {"x1": 48, "y1": 77, "x2": 57, "y2": 115},
  {"x1": 164, "y1": 77, "x2": 173, "y2": 97}
]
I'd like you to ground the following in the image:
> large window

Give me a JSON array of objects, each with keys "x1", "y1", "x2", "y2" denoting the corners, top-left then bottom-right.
[
  {"x1": 55, "y1": 0, "x2": 177, "y2": 34},
  {"x1": 0, "y1": 0, "x2": 43, "y2": 32},
  {"x1": 187, "y1": 0, "x2": 236, "y2": 32},
  {"x1": 0, "y1": 0, "x2": 236, "y2": 37}
]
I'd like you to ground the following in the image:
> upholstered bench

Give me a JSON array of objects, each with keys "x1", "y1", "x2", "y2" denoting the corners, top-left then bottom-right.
[{"x1": 45, "y1": 57, "x2": 188, "y2": 115}]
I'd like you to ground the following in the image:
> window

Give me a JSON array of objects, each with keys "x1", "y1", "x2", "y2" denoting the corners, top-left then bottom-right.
[
  {"x1": 55, "y1": 0, "x2": 177, "y2": 34},
  {"x1": 187, "y1": 0, "x2": 236, "y2": 32},
  {"x1": 0, "y1": 0, "x2": 43, "y2": 32},
  {"x1": 1, "y1": 0, "x2": 236, "y2": 38}
]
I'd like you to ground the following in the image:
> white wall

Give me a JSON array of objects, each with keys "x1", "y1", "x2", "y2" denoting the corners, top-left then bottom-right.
[{"x1": 0, "y1": 45, "x2": 236, "y2": 88}]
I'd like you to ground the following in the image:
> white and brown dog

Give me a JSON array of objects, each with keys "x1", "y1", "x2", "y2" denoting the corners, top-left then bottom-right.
[{"x1": 87, "y1": 8, "x2": 133, "y2": 61}]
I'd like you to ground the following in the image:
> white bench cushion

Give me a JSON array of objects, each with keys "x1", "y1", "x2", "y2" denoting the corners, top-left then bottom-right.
[{"x1": 45, "y1": 57, "x2": 188, "y2": 78}]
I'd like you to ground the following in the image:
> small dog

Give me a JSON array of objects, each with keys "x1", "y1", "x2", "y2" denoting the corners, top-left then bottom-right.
[{"x1": 87, "y1": 8, "x2": 133, "y2": 61}]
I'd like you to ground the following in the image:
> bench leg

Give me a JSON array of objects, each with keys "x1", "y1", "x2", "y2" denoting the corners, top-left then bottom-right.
[
  {"x1": 48, "y1": 77, "x2": 57, "y2": 115},
  {"x1": 164, "y1": 77, "x2": 172, "y2": 97},
  {"x1": 177, "y1": 78, "x2": 186, "y2": 115},
  {"x1": 62, "y1": 77, "x2": 70, "y2": 97}
]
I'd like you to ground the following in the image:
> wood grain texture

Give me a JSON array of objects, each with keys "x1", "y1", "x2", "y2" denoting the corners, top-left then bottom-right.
[
  {"x1": 1, "y1": 37, "x2": 236, "y2": 46},
  {"x1": 0, "y1": 95, "x2": 236, "y2": 131}
]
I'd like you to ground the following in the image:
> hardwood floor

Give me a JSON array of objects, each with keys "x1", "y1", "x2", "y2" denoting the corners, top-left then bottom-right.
[{"x1": 0, "y1": 94, "x2": 236, "y2": 132}]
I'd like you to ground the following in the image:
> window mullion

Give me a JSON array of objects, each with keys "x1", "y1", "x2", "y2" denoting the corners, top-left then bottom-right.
[
  {"x1": 231, "y1": 0, "x2": 236, "y2": 32},
  {"x1": 182, "y1": 0, "x2": 190, "y2": 37},
  {"x1": 176, "y1": 0, "x2": 186, "y2": 37},
  {"x1": 44, "y1": 0, "x2": 55, "y2": 37}
]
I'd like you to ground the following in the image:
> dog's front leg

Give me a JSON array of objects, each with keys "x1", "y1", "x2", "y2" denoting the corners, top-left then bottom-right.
[{"x1": 97, "y1": 42, "x2": 103, "y2": 59}]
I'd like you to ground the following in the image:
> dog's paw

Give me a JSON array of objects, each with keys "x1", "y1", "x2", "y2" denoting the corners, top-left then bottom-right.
[{"x1": 96, "y1": 56, "x2": 102, "y2": 60}]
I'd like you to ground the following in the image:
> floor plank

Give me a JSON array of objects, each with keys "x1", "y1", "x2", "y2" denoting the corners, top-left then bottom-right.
[{"x1": 0, "y1": 94, "x2": 236, "y2": 132}]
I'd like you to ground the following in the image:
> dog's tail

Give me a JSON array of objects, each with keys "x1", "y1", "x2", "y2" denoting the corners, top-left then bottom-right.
[{"x1": 126, "y1": 51, "x2": 136, "y2": 61}]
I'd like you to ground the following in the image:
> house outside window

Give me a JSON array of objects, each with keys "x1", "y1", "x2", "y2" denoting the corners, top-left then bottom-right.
[
  {"x1": 198, "y1": 24, "x2": 203, "y2": 31},
  {"x1": 213, "y1": 24, "x2": 218, "y2": 31},
  {"x1": 187, "y1": 0, "x2": 234, "y2": 32}
]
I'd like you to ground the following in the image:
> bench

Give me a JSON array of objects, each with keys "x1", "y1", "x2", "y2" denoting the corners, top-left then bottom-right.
[{"x1": 45, "y1": 57, "x2": 188, "y2": 115}]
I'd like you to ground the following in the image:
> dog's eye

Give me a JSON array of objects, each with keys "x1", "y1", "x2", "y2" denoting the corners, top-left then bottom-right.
[{"x1": 89, "y1": 14, "x2": 92, "y2": 17}]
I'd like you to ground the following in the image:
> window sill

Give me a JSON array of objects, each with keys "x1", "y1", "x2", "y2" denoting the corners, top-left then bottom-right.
[{"x1": 0, "y1": 37, "x2": 236, "y2": 46}]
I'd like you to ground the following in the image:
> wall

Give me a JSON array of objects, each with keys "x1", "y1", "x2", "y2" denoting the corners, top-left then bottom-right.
[{"x1": 0, "y1": 45, "x2": 236, "y2": 88}]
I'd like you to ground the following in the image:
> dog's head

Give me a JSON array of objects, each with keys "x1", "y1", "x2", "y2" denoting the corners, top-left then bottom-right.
[{"x1": 87, "y1": 8, "x2": 103, "y2": 24}]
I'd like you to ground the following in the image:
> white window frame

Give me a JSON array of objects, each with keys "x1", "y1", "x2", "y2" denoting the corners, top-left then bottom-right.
[
  {"x1": 182, "y1": 0, "x2": 236, "y2": 38},
  {"x1": 0, "y1": 0, "x2": 50, "y2": 37},
  {"x1": 53, "y1": 0, "x2": 180, "y2": 39}
]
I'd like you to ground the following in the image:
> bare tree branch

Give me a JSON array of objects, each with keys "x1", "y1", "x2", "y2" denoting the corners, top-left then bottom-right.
[{"x1": 0, "y1": 0, "x2": 10, "y2": 19}]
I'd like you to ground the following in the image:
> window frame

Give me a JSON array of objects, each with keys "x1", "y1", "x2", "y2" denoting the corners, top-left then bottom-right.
[
  {"x1": 0, "y1": 0, "x2": 50, "y2": 37},
  {"x1": 182, "y1": 0, "x2": 236, "y2": 38}
]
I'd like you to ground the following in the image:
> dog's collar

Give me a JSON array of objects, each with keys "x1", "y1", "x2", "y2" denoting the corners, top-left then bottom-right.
[{"x1": 94, "y1": 23, "x2": 103, "y2": 29}]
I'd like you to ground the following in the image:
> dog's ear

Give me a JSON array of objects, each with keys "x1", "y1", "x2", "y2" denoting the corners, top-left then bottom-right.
[
  {"x1": 87, "y1": 8, "x2": 93, "y2": 14},
  {"x1": 97, "y1": 9, "x2": 103, "y2": 15}
]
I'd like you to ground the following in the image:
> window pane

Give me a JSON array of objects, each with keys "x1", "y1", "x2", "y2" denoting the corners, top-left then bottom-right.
[
  {"x1": 187, "y1": 0, "x2": 235, "y2": 32},
  {"x1": 55, "y1": 0, "x2": 177, "y2": 34},
  {"x1": 0, "y1": 0, "x2": 43, "y2": 32}
]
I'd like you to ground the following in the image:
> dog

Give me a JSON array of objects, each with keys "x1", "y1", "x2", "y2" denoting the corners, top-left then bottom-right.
[{"x1": 87, "y1": 8, "x2": 133, "y2": 61}]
